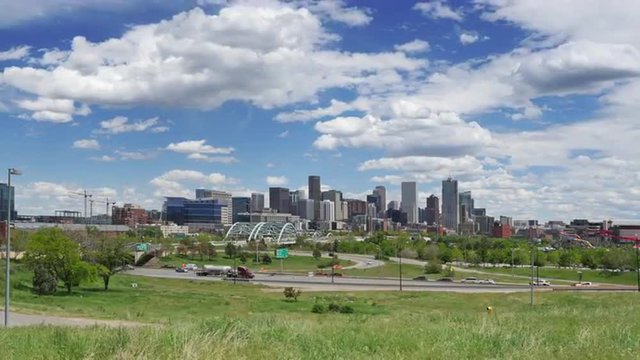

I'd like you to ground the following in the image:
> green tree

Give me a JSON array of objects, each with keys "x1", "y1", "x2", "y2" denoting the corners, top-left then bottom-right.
[
  {"x1": 25, "y1": 228, "x2": 95, "y2": 294},
  {"x1": 196, "y1": 234, "x2": 211, "y2": 260},
  {"x1": 533, "y1": 250, "x2": 546, "y2": 267},
  {"x1": 91, "y1": 236, "x2": 132, "y2": 290},
  {"x1": 580, "y1": 250, "x2": 598, "y2": 269},
  {"x1": 312, "y1": 248, "x2": 322, "y2": 260},
  {"x1": 225, "y1": 243, "x2": 237, "y2": 259},
  {"x1": 546, "y1": 250, "x2": 560, "y2": 266}
]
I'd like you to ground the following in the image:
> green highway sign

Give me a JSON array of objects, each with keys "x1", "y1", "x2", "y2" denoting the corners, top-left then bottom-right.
[
  {"x1": 135, "y1": 243, "x2": 148, "y2": 252},
  {"x1": 275, "y1": 248, "x2": 289, "y2": 259}
]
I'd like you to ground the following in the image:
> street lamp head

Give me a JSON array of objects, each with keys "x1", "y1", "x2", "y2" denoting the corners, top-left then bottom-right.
[{"x1": 9, "y1": 168, "x2": 22, "y2": 176}]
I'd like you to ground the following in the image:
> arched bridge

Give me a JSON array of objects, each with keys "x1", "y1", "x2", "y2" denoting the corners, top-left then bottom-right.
[{"x1": 224, "y1": 222, "x2": 298, "y2": 245}]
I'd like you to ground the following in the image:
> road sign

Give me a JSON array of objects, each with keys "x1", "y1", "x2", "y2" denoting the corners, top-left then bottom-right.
[
  {"x1": 275, "y1": 248, "x2": 289, "y2": 259},
  {"x1": 135, "y1": 243, "x2": 148, "y2": 252}
]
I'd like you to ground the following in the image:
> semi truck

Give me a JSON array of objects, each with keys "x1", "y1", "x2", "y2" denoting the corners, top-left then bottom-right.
[
  {"x1": 228, "y1": 266, "x2": 255, "y2": 279},
  {"x1": 196, "y1": 265, "x2": 232, "y2": 277},
  {"x1": 196, "y1": 265, "x2": 254, "y2": 279}
]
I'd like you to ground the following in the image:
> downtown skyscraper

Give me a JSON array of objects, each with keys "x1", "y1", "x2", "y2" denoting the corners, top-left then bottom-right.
[
  {"x1": 401, "y1": 181, "x2": 418, "y2": 224},
  {"x1": 308, "y1": 175, "x2": 321, "y2": 220},
  {"x1": 442, "y1": 178, "x2": 459, "y2": 231}
]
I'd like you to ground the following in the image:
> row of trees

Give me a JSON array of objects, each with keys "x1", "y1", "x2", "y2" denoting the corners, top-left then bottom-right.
[
  {"x1": 304, "y1": 232, "x2": 638, "y2": 271},
  {"x1": 23, "y1": 228, "x2": 132, "y2": 294}
]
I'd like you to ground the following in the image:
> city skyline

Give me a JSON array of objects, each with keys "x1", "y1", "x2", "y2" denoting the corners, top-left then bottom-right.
[{"x1": 2, "y1": 1, "x2": 640, "y2": 222}]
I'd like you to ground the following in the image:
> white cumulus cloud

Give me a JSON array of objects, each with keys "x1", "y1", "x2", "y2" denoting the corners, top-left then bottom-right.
[{"x1": 72, "y1": 139, "x2": 100, "y2": 150}]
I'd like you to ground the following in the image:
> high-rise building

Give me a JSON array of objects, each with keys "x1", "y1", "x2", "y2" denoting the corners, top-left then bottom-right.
[
  {"x1": 472, "y1": 208, "x2": 486, "y2": 217},
  {"x1": 298, "y1": 199, "x2": 315, "y2": 220},
  {"x1": 341, "y1": 201, "x2": 349, "y2": 222},
  {"x1": 459, "y1": 191, "x2": 474, "y2": 222},
  {"x1": 231, "y1": 197, "x2": 250, "y2": 223},
  {"x1": 373, "y1": 186, "x2": 386, "y2": 218},
  {"x1": 387, "y1": 201, "x2": 399, "y2": 211},
  {"x1": 500, "y1": 216, "x2": 513, "y2": 227},
  {"x1": 321, "y1": 200, "x2": 335, "y2": 222},
  {"x1": 269, "y1": 187, "x2": 290, "y2": 214},
  {"x1": 401, "y1": 182, "x2": 418, "y2": 224},
  {"x1": 366, "y1": 203, "x2": 377, "y2": 218},
  {"x1": 418, "y1": 208, "x2": 426, "y2": 223},
  {"x1": 308, "y1": 175, "x2": 321, "y2": 219},
  {"x1": 366, "y1": 194, "x2": 378, "y2": 215},
  {"x1": 322, "y1": 190, "x2": 343, "y2": 220},
  {"x1": 195, "y1": 189, "x2": 232, "y2": 224},
  {"x1": 289, "y1": 191, "x2": 300, "y2": 216},
  {"x1": 250, "y1": 193, "x2": 264, "y2": 212},
  {"x1": 442, "y1": 178, "x2": 459, "y2": 231},
  {"x1": 426, "y1": 194, "x2": 439, "y2": 226},
  {"x1": 162, "y1": 197, "x2": 230, "y2": 225},
  {"x1": 0, "y1": 183, "x2": 16, "y2": 222},
  {"x1": 345, "y1": 199, "x2": 367, "y2": 220}
]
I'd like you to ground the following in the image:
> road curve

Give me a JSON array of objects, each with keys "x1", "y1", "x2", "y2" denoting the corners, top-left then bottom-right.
[{"x1": 288, "y1": 250, "x2": 384, "y2": 270}]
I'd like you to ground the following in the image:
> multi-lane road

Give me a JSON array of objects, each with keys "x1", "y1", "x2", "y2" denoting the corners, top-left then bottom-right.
[{"x1": 130, "y1": 267, "x2": 533, "y2": 292}]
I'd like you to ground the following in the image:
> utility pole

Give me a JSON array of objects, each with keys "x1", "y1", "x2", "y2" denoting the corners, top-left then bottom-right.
[
  {"x1": 530, "y1": 239, "x2": 536, "y2": 307},
  {"x1": 5, "y1": 168, "x2": 21, "y2": 327},
  {"x1": 635, "y1": 234, "x2": 640, "y2": 292}
]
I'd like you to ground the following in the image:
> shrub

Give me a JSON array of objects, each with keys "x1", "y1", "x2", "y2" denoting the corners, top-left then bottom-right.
[
  {"x1": 328, "y1": 303, "x2": 341, "y2": 312},
  {"x1": 339, "y1": 305, "x2": 354, "y2": 314},
  {"x1": 424, "y1": 260, "x2": 442, "y2": 274},
  {"x1": 311, "y1": 304, "x2": 327, "y2": 313},
  {"x1": 32, "y1": 265, "x2": 57, "y2": 295},
  {"x1": 262, "y1": 254, "x2": 272, "y2": 264},
  {"x1": 283, "y1": 287, "x2": 301, "y2": 301}
]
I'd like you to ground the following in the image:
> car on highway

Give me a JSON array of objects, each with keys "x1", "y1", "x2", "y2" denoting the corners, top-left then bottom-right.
[
  {"x1": 175, "y1": 267, "x2": 188, "y2": 273},
  {"x1": 461, "y1": 277, "x2": 481, "y2": 284},
  {"x1": 366, "y1": 261, "x2": 373, "y2": 265},
  {"x1": 413, "y1": 275, "x2": 429, "y2": 281},
  {"x1": 436, "y1": 277, "x2": 454, "y2": 282},
  {"x1": 530, "y1": 279, "x2": 551, "y2": 286},
  {"x1": 573, "y1": 281, "x2": 593, "y2": 287},
  {"x1": 461, "y1": 277, "x2": 496, "y2": 285}
]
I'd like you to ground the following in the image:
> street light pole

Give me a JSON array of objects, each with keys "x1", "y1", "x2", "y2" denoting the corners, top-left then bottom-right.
[
  {"x1": 635, "y1": 235, "x2": 640, "y2": 292},
  {"x1": 530, "y1": 239, "x2": 535, "y2": 307},
  {"x1": 5, "y1": 168, "x2": 21, "y2": 327}
]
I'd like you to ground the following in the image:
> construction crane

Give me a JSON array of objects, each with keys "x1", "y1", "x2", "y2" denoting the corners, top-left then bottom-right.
[
  {"x1": 68, "y1": 191, "x2": 116, "y2": 224},
  {"x1": 68, "y1": 190, "x2": 92, "y2": 224}
]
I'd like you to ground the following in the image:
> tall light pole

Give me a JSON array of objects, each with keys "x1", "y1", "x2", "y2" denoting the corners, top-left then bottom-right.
[
  {"x1": 530, "y1": 239, "x2": 535, "y2": 307},
  {"x1": 5, "y1": 168, "x2": 21, "y2": 327},
  {"x1": 635, "y1": 234, "x2": 639, "y2": 292}
]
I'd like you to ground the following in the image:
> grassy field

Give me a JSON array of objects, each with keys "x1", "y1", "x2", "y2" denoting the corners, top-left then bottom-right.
[
  {"x1": 343, "y1": 262, "x2": 425, "y2": 278},
  {"x1": 468, "y1": 266, "x2": 639, "y2": 286},
  {"x1": 3, "y1": 263, "x2": 640, "y2": 359},
  {"x1": 157, "y1": 254, "x2": 354, "y2": 273},
  {"x1": 344, "y1": 262, "x2": 531, "y2": 284}
]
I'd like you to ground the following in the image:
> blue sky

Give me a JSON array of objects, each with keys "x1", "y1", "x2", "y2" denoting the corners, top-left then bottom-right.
[{"x1": 1, "y1": 0, "x2": 640, "y2": 222}]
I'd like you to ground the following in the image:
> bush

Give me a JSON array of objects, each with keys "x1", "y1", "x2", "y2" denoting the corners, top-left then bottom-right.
[
  {"x1": 262, "y1": 254, "x2": 272, "y2": 264},
  {"x1": 328, "y1": 303, "x2": 341, "y2": 312},
  {"x1": 283, "y1": 287, "x2": 301, "y2": 301},
  {"x1": 32, "y1": 265, "x2": 57, "y2": 295},
  {"x1": 424, "y1": 260, "x2": 442, "y2": 274},
  {"x1": 339, "y1": 305, "x2": 354, "y2": 314},
  {"x1": 311, "y1": 304, "x2": 327, "y2": 313}
]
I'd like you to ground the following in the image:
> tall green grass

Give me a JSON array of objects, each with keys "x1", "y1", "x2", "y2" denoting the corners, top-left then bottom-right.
[{"x1": 2, "y1": 294, "x2": 639, "y2": 360}]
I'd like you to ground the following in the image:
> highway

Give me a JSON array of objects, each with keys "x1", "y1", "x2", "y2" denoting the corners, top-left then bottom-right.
[{"x1": 129, "y1": 268, "x2": 532, "y2": 293}]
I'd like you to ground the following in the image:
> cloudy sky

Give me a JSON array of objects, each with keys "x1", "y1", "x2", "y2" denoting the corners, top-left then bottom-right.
[{"x1": 1, "y1": 0, "x2": 639, "y2": 222}]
